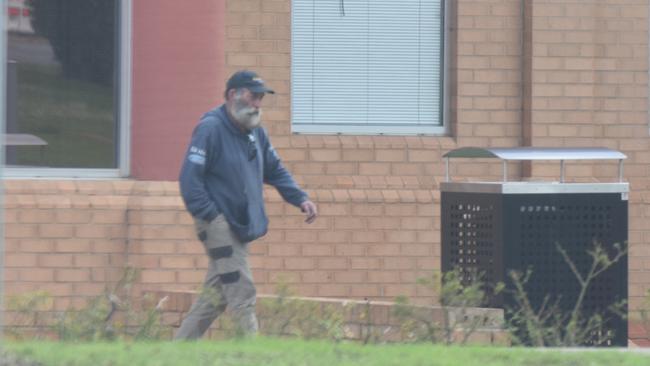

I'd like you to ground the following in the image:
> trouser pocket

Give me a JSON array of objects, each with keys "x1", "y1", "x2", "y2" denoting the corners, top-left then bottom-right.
[{"x1": 194, "y1": 214, "x2": 250, "y2": 285}]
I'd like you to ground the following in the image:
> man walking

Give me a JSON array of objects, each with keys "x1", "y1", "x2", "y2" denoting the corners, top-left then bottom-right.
[{"x1": 175, "y1": 70, "x2": 318, "y2": 339}]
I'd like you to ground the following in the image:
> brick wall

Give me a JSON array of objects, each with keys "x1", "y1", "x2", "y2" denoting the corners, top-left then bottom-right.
[
  {"x1": 2, "y1": 179, "x2": 441, "y2": 326},
  {"x1": 223, "y1": 0, "x2": 650, "y2": 313},
  {"x1": 4, "y1": 181, "x2": 130, "y2": 315},
  {"x1": 219, "y1": 0, "x2": 526, "y2": 300},
  {"x1": 525, "y1": 1, "x2": 650, "y2": 311}
]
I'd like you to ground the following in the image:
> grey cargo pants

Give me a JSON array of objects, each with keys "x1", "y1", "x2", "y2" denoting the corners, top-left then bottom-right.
[{"x1": 174, "y1": 214, "x2": 258, "y2": 340}]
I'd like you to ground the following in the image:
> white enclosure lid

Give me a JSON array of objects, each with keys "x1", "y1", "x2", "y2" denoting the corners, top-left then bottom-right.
[{"x1": 443, "y1": 147, "x2": 627, "y2": 161}]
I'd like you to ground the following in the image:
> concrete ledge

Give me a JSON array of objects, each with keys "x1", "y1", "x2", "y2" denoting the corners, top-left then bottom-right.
[{"x1": 146, "y1": 290, "x2": 507, "y2": 344}]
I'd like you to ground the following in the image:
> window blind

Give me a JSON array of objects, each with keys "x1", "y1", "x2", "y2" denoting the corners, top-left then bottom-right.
[{"x1": 292, "y1": 0, "x2": 444, "y2": 135}]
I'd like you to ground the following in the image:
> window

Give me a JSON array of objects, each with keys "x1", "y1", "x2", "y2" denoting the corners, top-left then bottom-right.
[
  {"x1": 5, "y1": 0, "x2": 131, "y2": 177},
  {"x1": 292, "y1": 0, "x2": 446, "y2": 135}
]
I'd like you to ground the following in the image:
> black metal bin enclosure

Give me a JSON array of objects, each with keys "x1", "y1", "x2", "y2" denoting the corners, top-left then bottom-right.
[{"x1": 440, "y1": 147, "x2": 628, "y2": 346}]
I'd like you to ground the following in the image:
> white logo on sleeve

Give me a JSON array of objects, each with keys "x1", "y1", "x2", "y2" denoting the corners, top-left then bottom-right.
[{"x1": 188, "y1": 146, "x2": 206, "y2": 165}]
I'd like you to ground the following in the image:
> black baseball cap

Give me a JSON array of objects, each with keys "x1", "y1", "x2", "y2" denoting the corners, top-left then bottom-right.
[{"x1": 226, "y1": 70, "x2": 275, "y2": 94}]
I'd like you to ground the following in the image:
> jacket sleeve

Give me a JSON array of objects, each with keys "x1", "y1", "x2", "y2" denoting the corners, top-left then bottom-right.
[
  {"x1": 260, "y1": 129, "x2": 308, "y2": 207},
  {"x1": 179, "y1": 122, "x2": 220, "y2": 221}
]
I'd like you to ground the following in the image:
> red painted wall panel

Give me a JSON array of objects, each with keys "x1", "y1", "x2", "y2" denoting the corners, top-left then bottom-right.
[{"x1": 131, "y1": 0, "x2": 226, "y2": 180}]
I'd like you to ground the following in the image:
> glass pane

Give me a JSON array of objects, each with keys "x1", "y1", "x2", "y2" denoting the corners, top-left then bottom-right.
[{"x1": 6, "y1": 0, "x2": 118, "y2": 168}]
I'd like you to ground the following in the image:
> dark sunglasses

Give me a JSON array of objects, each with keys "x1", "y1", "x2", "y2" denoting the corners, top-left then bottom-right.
[{"x1": 247, "y1": 134, "x2": 257, "y2": 161}]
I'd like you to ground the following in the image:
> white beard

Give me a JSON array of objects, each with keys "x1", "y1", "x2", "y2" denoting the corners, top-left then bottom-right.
[{"x1": 231, "y1": 103, "x2": 262, "y2": 130}]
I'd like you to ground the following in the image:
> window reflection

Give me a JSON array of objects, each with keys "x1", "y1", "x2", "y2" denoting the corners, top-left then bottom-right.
[{"x1": 6, "y1": 0, "x2": 118, "y2": 168}]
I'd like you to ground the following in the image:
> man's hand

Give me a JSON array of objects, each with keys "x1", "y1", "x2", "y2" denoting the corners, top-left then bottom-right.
[{"x1": 300, "y1": 200, "x2": 318, "y2": 224}]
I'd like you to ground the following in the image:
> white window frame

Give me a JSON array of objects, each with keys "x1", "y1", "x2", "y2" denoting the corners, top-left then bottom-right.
[
  {"x1": 4, "y1": 0, "x2": 132, "y2": 178},
  {"x1": 291, "y1": 0, "x2": 450, "y2": 136}
]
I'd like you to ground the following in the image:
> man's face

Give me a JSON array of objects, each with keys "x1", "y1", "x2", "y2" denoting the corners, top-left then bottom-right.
[{"x1": 229, "y1": 88, "x2": 264, "y2": 130}]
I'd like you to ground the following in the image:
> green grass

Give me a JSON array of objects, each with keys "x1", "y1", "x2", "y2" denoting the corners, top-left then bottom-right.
[
  {"x1": 4, "y1": 337, "x2": 650, "y2": 366},
  {"x1": 11, "y1": 63, "x2": 116, "y2": 168}
]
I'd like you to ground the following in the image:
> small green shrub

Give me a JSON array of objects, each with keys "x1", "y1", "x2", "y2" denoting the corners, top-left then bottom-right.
[
  {"x1": 257, "y1": 281, "x2": 346, "y2": 342},
  {"x1": 5, "y1": 290, "x2": 53, "y2": 340},
  {"x1": 638, "y1": 289, "x2": 650, "y2": 343},
  {"x1": 506, "y1": 242, "x2": 627, "y2": 347},
  {"x1": 54, "y1": 293, "x2": 117, "y2": 341},
  {"x1": 392, "y1": 268, "x2": 503, "y2": 345},
  {"x1": 7, "y1": 267, "x2": 171, "y2": 342}
]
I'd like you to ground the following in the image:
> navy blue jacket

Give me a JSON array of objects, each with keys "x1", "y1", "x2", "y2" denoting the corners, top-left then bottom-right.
[{"x1": 179, "y1": 105, "x2": 308, "y2": 242}]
